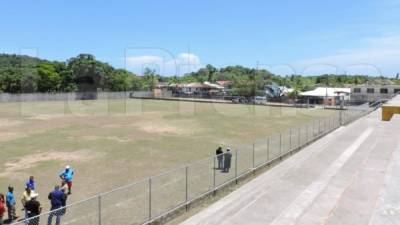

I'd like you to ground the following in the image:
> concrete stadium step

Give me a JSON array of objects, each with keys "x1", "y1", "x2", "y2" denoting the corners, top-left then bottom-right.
[
  {"x1": 297, "y1": 116, "x2": 399, "y2": 225},
  {"x1": 180, "y1": 108, "x2": 400, "y2": 225},
  {"x1": 370, "y1": 117, "x2": 400, "y2": 225}
]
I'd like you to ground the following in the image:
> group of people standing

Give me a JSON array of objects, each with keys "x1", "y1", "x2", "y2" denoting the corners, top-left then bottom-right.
[
  {"x1": 216, "y1": 147, "x2": 232, "y2": 173},
  {"x1": 0, "y1": 165, "x2": 74, "y2": 225}
]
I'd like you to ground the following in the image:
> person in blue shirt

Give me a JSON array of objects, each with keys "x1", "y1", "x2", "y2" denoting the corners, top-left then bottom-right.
[
  {"x1": 25, "y1": 176, "x2": 35, "y2": 191},
  {"x1": 6, "y1": 186, "x2": 18, "y2": 221},
  {"x1": 47, "y1": 185, "x2": 66, "y2": 225},
  {"x1": 59, "y1": 165, "x2": 74, "y2": 195}
]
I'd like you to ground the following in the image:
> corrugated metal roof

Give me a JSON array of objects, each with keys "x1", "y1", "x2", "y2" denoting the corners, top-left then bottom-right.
[{"x1": 300, "y1": 87, "x2": 350, "y2": 97}]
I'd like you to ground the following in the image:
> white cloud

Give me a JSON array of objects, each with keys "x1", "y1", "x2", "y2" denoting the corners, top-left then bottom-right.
[
  {"x1": 293, "y1": 34, "x2": 400, "y2": 76},
  {"x1": 126, "y1": 55, "x2": 163, "y2": 66},
  {"x1": 125, "y1": 53, "x2": 202, "y2": 76},
  {"x1": 176, "y1": 53, "x2": 201, "y2": 65}
]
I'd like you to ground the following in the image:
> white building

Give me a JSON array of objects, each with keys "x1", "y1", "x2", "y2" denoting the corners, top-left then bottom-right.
[
  {"x1": 300, "y1": 87, "x2": 351, "y2": 105},
  {"x1": 168, "y1": 82, "x2": 224, "y2": 96},
  {"x1": 351, "y1": 84, "x2": 400, "y2": 102}
]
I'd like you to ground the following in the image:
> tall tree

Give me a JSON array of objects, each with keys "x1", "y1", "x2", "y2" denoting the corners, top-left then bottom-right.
[
  {"x1": 37, "y1": 62, "x2": 61, "y2": 92},
  {"x1": 67, "y1": 54, "x2": 112, "y2": 92},
  {"x1": 142, "y1": 68, "x2": 159, "y2": 91},
  {"x1": 107, "y1": 69, "x2": 134, "y2": 91},
  {"x1": 0, "y1": 68, "x2": 22, "y2": 93}
]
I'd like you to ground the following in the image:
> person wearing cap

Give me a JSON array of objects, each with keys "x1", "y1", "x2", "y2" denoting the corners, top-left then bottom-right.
[
  {"x1": 223, "y1": 148, "x2": 232, "y2": 173},
  {"x1": 0, "y1": 194, "x2": 5, "y2": 225},
  {"x1": 6, "y1": 186, "x2": 18, "y2": 221},
  {"x1": 24, "y1": 193, "x2": 41, "y2": 225},
  {"x1": 59, "y1": 166, "x2": 74, "y2": 195},
  {"x1": 47, "y1": 185, "x2": 66, "y2": 225},
  {"x1": 25, "y1": 176, "x2": 36, "y2": 191},
  {"x1": 216, "y1": 147, "x2": 224, "y2": 170}
]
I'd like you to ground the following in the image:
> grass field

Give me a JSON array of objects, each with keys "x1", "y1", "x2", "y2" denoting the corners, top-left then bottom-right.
[{"x1": 0, "y1": 98, "x2": 337, "y2": 219}]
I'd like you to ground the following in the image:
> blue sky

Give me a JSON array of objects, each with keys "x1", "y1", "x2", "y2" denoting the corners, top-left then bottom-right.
[{"x1": 1, "y1": 0, "x2": 399, "y2": 76}]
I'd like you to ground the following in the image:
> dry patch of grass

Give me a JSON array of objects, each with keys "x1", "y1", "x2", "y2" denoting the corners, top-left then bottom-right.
[
  {"x1": 29, "y1": 114, "x2": 68, "y2": 120},
  {"x1": 0, "y1": 119, "x2": 24, "y2": 127},
  {"x1": 0, "y1": 119, "x2": 27, "y2": 140},
  {"x1": 137, "y1": 121, "x2": 190, "y2": 136},
  {"x1": 0, "y1": 149, "x2": 101, "y2": 178},
  {"x1": 0, "y1": 131, "x2": 27, "y2": 141}
]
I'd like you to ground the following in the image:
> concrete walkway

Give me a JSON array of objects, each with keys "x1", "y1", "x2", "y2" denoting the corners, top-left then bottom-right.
[{"x1": 181, "y1": 96, "x2": 400, "y2": 225}]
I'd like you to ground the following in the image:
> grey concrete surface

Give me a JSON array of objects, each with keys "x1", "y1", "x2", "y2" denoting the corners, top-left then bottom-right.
[{"x1": 180, "y1": 96, "x2": 400, "y2": 225}]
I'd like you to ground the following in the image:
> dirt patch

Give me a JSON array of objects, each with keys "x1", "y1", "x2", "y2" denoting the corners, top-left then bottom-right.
[
  {"x1": 0, "y1": 132, "x2": 26, "y2": 141},
  {"x1": 29, "y1": 114, "x2": 68, "y2": 120},
  {"x1": 0, "y1": 149, "x2": 100, "y2": 177},
  {"x1": 71, "y1": 135, "x2": 131, "y2": 143},
  {"x1": 106, "y1": 136, "x2": 131, "y2": 143},
  {"x1": 102, "y1": 123, "x2": 132, "y2": 128},
  {"x1": 0, "y1": 119, "x2": 24, "y2": 128},
  {"x1": 78, "y1": 135, "x2": 99, "y2": 141},
  {"x1": 138, "y1": 122, "x2": 190, "y2": 135}
]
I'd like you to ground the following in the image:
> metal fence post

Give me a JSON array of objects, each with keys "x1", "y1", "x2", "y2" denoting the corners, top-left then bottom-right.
[
  {"x1": 149, "y1": 178, "x2": 152, "y2": 220},
  {"x1": 334, "y1": 115, "x2": 336, "y2": 128},
  {"x1": 312, "y1": 121, "x2": 318, "y2": 140},
  {"x1": 235, "y1": 149, "x2": 238, "y2": 184},
  {"x1": 298, "y1": 126, "x2": 300, "y2": 148},
  {"x1": 213, "y1": 156, "x2": 216, "y2": 191},
  {"x1": 336, "y1": 114, "x2": 338, "y2": 127},
  {"x1": 325, "y1": 118, "x2": 327, "y2": 133},
  {"x1": 334, "y1": 116, "x2": 336, "y2": 129},
  {"x1": 252, "y1": 143, "x2": 255, "y2": 168},
  {"x1": 337, "y1": 114, "x2": 340, "y2": 128},
  {"x1": 267, "y1": 137, "x2": 270, "y2": 162},
  {"x1": 340, "y1": 110, "x2": 343, "y2": 125},
  {"x1": 289, "y1": 129, "x2": 292, "y2": 151},
  {"x1": 344, "y1": 111, "x2": 346, "y2": 125},
  {"x1": 306, "y1": 124, "x2": 309, "y2": 143},
  {"x1": 312, "y1": 121, "x2": 315, "y2": 138},
  {"x1": 319, "y1": 119, "x2": 321, "y2": 135},
  {"x1": 185, "y1": 166, "x2": 189, "y2": 211},
  {"x1": 98, "y1": 195, "x2": 102, "y2": 225},
  {"x1": 279, "y1": 133, "x2": 282, "y2": 157}
]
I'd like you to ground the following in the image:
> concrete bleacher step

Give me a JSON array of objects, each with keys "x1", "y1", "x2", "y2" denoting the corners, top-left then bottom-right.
[{"x1": 180, "y1": 107, "x2": 400, "y2": 225}]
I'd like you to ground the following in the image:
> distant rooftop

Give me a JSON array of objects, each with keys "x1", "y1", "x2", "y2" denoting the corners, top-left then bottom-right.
[{"x1": 300, "y1": 87, "x2": 350, "y2": 97}]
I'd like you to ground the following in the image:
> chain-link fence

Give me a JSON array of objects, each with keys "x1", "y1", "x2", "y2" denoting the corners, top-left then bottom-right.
[{"x1": 11, "y1": 106, "x2": 375, "y2": 225}]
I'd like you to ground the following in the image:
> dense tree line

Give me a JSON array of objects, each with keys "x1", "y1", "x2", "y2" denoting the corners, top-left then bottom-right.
[
  {"x1": 178, "y1": 65, "x2": 399, "y2": 96},
  {"x1": 0, "y1": 53, "x2": 398, "y2": 94},
  {"x1": 0, "y1": 54, "x2": 157, "y2": 93}
]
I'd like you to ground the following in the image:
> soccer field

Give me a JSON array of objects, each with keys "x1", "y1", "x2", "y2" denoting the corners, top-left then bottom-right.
[{"x1": 0, "y1": 99, "x2": 336, "y2": 212}]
